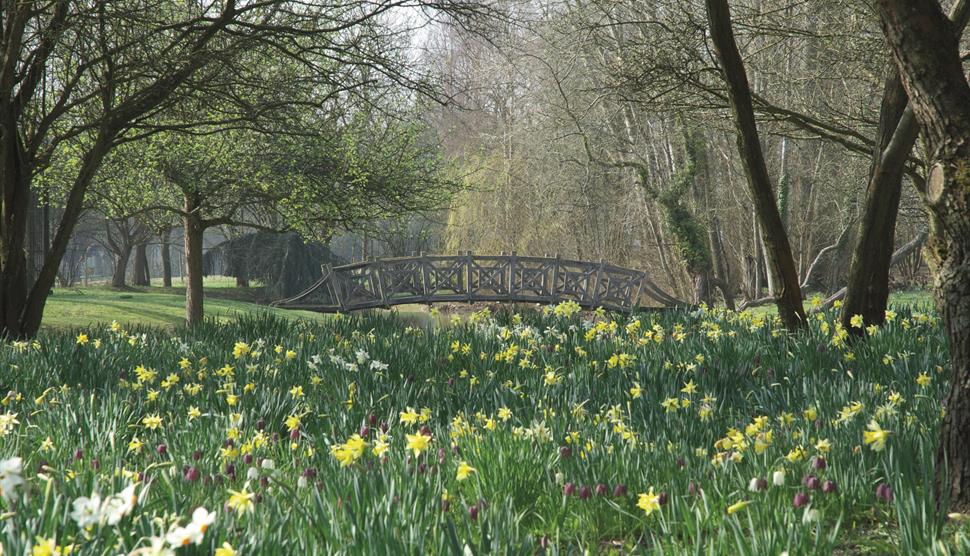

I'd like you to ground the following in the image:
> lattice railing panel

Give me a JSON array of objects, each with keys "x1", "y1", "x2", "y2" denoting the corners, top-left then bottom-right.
[{"x1": 273, "y1": 253, "x2": 651, "y2": 313}]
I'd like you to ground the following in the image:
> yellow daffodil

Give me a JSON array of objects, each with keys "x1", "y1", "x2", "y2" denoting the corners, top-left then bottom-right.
[
  {"x1": 456, "y1": 461, "x2": 476, "y2": 481},
  {"x1": 127, "y1": 436, "x2": 144, "y2": 454},
  {"x1": 400, "y1": 407, "x2": 419, "y2": 425},
  {"x1": 372, "y1": 436, "x2": 391, "y2": 457},
  {"x1": 232, "y1": 342, "x2": 251, "y2": 358},
  {"x1": 727, "y1": 500, "x2": 753, "y2": 515},
  {"x1": 637, "y1": 488, "x2": 661, "y2": 517},
  {"x1": 141, "y1": 414, "x2": 162, "y2": 430},
  {"x1": 681, "y1": 380, "x2": 697, "y2": 395},
  {"x1": 227, "y1": 484, "x2": 256, "y2": 515},
  {"x1": 406, "y1": 432, "x2": 431, "y2": 456},
  {"x1": 863, "y1": 420, "x2": 890, "y2": 451},
  {"x1": 629, "y1": 383, "x2": 642, "y2": 399},
  {"x1": 331, "y1": 434, "x2": 367, "y2": 467}
]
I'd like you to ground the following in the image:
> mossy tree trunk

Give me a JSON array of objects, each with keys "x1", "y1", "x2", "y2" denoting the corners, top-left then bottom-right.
[{"x1": 874, "y1": 0, "x2": 970, "y2": 510}]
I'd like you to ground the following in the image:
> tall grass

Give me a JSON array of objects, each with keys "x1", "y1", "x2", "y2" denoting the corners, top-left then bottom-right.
[{"x1": 0, "y1": 304, "x2": 963, "y2": 554}]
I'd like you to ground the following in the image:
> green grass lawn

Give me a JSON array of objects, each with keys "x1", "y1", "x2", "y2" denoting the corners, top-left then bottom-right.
[
  {"x1": 42, "y1": 278, "x2": 330, "y2": 329},
  {"x1": 41, "y1": 278, "x2": 444, "y2": 330}
]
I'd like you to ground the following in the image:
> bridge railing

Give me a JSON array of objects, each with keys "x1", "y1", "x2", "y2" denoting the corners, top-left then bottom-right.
[{"x1": 272, "y1": 252, "x2": 661, "y2": 313}]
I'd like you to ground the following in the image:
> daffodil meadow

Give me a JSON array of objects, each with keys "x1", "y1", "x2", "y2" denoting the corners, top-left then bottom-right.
[{"x1": 1, "y1": 302, "x2": 967, "y2": 554}]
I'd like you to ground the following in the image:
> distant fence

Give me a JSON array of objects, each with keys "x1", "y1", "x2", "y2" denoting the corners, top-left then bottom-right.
[{"x1": 271, "y1": 252, "x2": 677, "y2": 313}]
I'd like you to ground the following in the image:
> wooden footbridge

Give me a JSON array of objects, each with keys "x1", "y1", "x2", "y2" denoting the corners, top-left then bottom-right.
[{"x1": 271, "y1": 252, "x2": 681, "y2": 313}]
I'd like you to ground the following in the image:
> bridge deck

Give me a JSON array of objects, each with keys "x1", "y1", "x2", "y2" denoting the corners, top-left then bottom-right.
[{"x1": 271, "y1": 252, "x2": 678, "y2": 313}]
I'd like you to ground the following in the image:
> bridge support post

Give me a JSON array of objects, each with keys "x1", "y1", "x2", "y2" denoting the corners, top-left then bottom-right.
[
  {"x1": 590, "y1": 259, "x2": 605, "y2": 307},
  {"x1": 551, "y1": 254, "x2": 561, "y2": 301},
  {"x1": 464, "y1": 251, "x2": 474, "y2": 304},
  {"x1": 509, "y1": 251, "x2": 517, "y2": 304},
  {"x1": 374, "y1": 257, "x2": 389, "y2": 309},
  {"x1": 326, "y1": 264, "x2": 348, "y2": 313}
]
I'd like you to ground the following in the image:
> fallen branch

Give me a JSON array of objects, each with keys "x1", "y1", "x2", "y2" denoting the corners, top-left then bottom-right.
[
  {"x1": 812, "y1": 231, "x2": 928, "y2": 313},
  {"x1": 738, "y1": 295, "x2": 775, "y2": 311},
  {"x1": 738, "y1": 231, "x2": 926, "y2": 313},
  {"x1": 800, "y1": 224, "x2": 853, "y2": 290}
]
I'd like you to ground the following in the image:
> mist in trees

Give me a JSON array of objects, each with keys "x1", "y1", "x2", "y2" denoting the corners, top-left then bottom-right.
[{"x1": 428, "y1": 0, "x2": 929, "y2": 314}]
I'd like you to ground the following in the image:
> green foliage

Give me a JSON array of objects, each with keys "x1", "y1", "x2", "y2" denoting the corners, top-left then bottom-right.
[{"x1": 0, "y1": 301, "x2": 963, "y2": 553}]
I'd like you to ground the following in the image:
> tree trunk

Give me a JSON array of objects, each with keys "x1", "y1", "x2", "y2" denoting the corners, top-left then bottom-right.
[
  {"x1": 184, "y1": 195, "x2": 205, "y2": 326},
  {"x1": 840, "y1": 70, "x2": 911, "y2": 327},
  {"x1": 111, "y1": 246, "x2": 133, "y2": 288},
  {"x1": 234, "y1": 244, "x2": 250, "y2": 287},
  {"x1": 842, "y1": 0, "x2": 969, "y2": 333},
  {"x1": 751, "y1": 211, "x2": 764, "y2": 298},
  {"x1": 18, "y1": 131, "x2": 117, "y2": 337},
  {"x1": 873, "y1": 0, "x2": 970, "y2": 510},
  {"x1": 694, "y1": 272, "x2": 711, "y2": 305},
  {"x1": 160, "y1": 230, "x2": 173, "y2": 287},
  {"x1": 709, "y1": 218, "x2": 736, "y2": 310},
  {"x1": 706, "y1": 0, "x2": 806, "y2": 329},
  {"x1": 935, "y1": 236, "x2": 970, "y2": 510},
  {"x1": 0, "y1": 111, "x2": 31, "y2": 338},
  {"x1": 760, "y1": 225, "x2": 777, "y2": 297},
  {"x1": 132, "y1": 243, "x2": 150, "y2": 286}
]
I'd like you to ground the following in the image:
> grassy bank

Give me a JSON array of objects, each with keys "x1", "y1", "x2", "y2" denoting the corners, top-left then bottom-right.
[{"x1": 2, "y1": 300, "x2": 966, "y2": 553}]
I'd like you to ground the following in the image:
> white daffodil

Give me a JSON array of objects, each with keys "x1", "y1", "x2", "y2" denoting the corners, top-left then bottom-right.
[
  {"x1": 165, "y1": 525, "x2": 198, "y2": 548},
  {"x1": 70, "y1": 492, "x2": 103, "y2": 528},
  {"x1": 0, "y1": 457, "x2": 25, "y2": 503},
  {"x1": 0, "y1": 412, "x2": 19, "y2": 436},
  {"x1": 102, "y1": 484, "x2": 137, "y2": 525},
  {"x1": 189, "y1": 506, "x2": 216, "y2": 540},
  {"x1": 369, "y1": 360, "x2": 389, "y2": 371}
]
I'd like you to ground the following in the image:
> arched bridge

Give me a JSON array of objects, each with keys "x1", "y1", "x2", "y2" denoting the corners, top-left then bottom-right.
[{"x1": 271, "y1": 252, "x2": 681, "y2": 313}]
